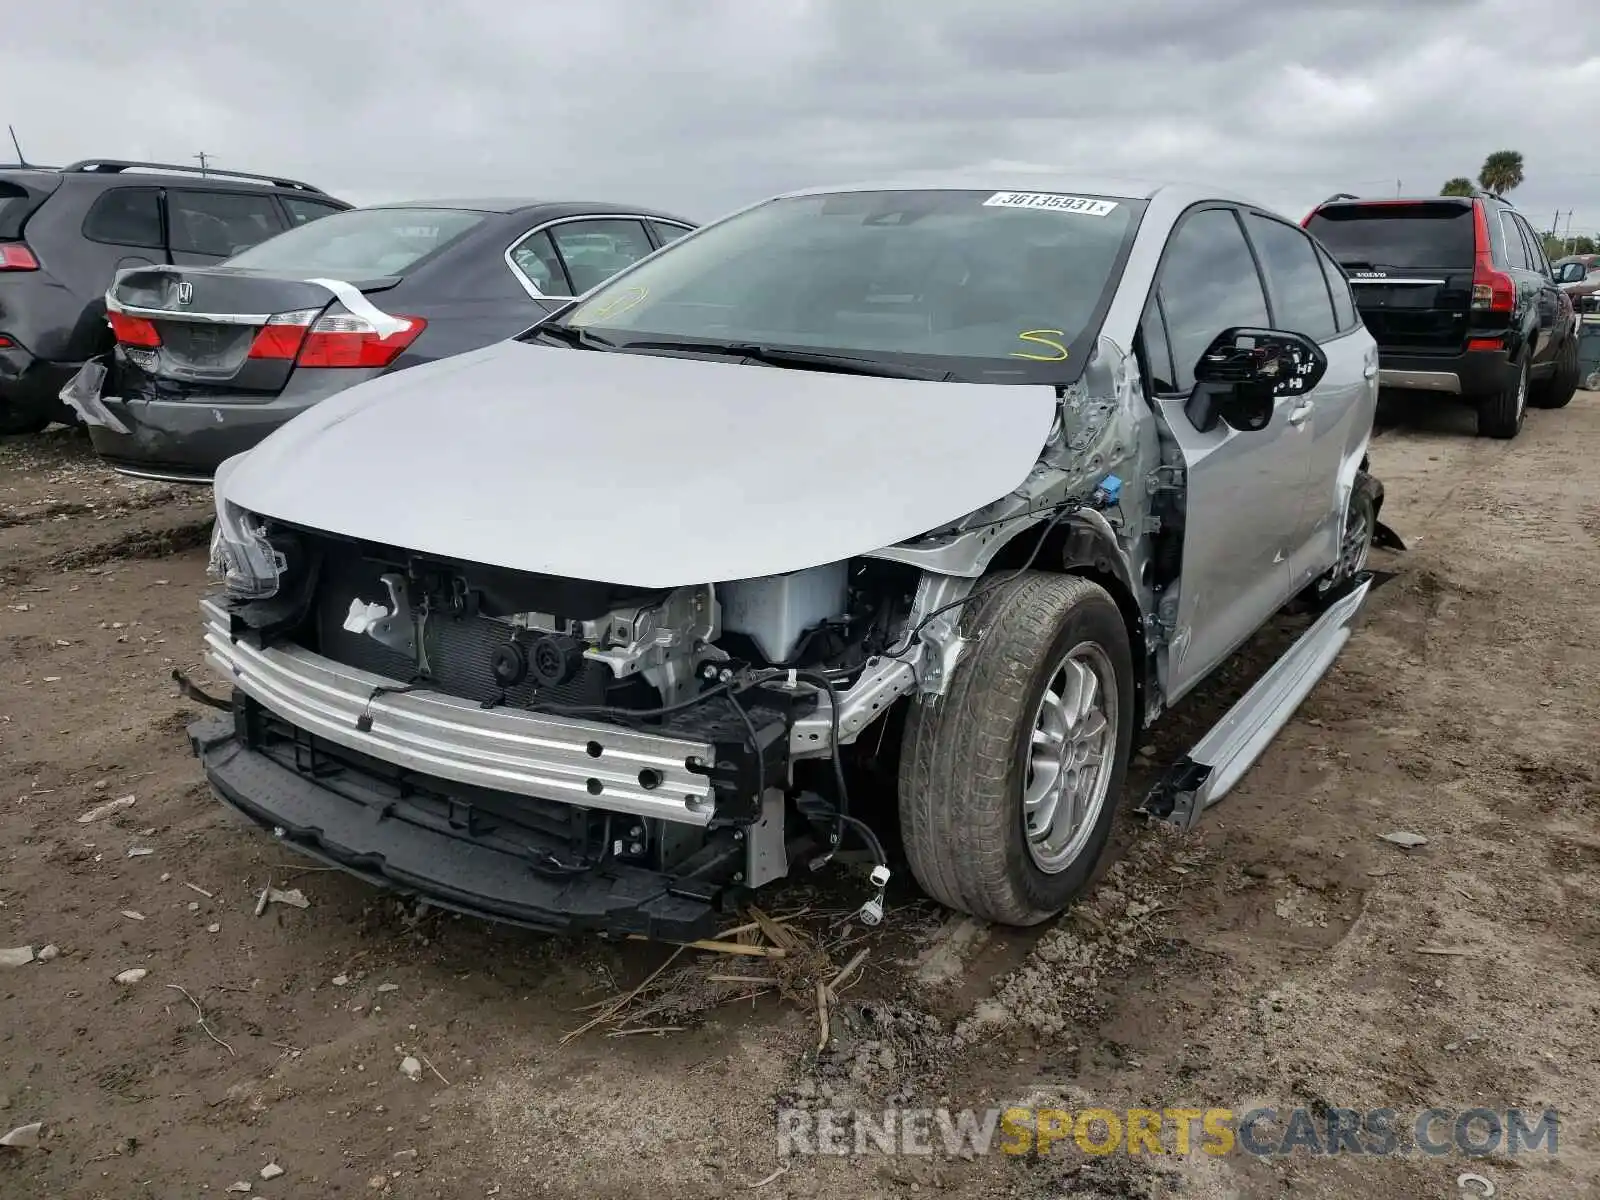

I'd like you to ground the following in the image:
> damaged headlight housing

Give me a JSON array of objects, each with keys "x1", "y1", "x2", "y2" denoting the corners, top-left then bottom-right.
[
  {"x1": 209, "y1": 509, "x2": 286, "y2": 600},
  {"x1": 207, "y1": 462, "x2": 287, "y2": 603},
  {"x1": 208, "y1": 452, "x2": 286, "y2": 601}
]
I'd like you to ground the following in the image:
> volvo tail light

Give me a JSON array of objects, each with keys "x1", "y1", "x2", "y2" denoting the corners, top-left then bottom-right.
[{"x1": 1471, "y1": 203, "x2": 1515, "y2": 313}]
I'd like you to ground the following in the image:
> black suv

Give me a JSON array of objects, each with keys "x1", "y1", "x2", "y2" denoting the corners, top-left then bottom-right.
[
  {"x1": 1304, "y1": 192, "x2": 1580, "y2": 438},
  {"x1": 0, "y1": 159, "x2": 349, "y2": 434}
]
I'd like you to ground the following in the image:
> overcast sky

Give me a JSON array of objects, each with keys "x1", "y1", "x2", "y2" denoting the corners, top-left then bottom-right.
[{"x1": 8, "y1": 0, "x2": 1599, "y2": 236}]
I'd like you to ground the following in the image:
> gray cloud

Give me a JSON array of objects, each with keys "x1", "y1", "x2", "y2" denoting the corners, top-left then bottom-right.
[{"x1": 7, "y1": 0, "x2": 1599, "y2": 235}]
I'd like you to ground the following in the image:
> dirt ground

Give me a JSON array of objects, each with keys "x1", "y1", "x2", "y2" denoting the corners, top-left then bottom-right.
[{"x1": 2, "y1": 392, "x2": 1598, "y2": 1200}]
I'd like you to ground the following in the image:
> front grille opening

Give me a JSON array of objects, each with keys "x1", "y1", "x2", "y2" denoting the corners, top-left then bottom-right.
[{"x1": 299, "y1": 547, "x2": 623, "y2": 711}]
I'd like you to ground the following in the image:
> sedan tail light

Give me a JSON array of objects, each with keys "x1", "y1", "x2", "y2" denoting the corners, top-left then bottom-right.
[
  {"x1": 108, "y1": 310, "x2": 162, "y2": 347},
  {"x1": 245, "y1": 308, "x2": 322, "y2": 360},
  {"x1": 292, "y1": 312, "x2": 426, "y2": 368}
]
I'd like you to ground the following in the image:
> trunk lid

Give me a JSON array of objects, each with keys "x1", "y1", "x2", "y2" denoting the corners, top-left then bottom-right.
[
  {"x1": 1305, "y1": 201, "x2": 1478, "y2": 354},
  {"x1": 107, "y1": 266, "x2": 400, "y2": 399}
]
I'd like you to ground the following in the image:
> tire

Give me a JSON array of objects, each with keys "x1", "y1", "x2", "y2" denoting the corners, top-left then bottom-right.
[
  {"x1": 1476, "y1": 356, "x2": 1527, "y2": 439},
  {"x1": 1529, "y1": 335, "x2": 1580, "y2": 410},
  {"x1": 898, "y1": 571, "x2": 1135, "y2": 926},
  {"x1": 1305, "y1": 471, "x2": 1377, "y2": 605},
  {"x1": 0, "y1": 405, "x2": 51, "y2": 436}
]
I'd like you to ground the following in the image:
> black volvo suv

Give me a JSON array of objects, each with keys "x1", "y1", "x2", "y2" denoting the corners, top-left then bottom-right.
[
  {"x1": 1304, "y1": 192, "x2": 1580, "y2": 438},
  {"x1": 0, "y1": 159, "x2": 348, "y2": 434}
]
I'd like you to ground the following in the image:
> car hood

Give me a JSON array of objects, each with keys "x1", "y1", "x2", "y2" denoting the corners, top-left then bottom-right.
[{"x1": 220, "y1": 340, "x2": 1059, "y2": 588}]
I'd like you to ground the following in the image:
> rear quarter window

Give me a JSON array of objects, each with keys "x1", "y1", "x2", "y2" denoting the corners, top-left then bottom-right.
[
  {"x1": 1304, "y1": 202, "x2": 1475, "y2": 271},
  {"x1": 281, "y1": 196, "x2": 348, "y2": 226},
  {"x1": 82, "y1": 187, "x2": 164, "y2": 249},
  {"x1": 0, "y1": 182, "x2": 44, "y2": 240}
]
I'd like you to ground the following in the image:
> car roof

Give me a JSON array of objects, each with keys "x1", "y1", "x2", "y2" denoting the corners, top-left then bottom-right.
[
  {"x1": 774, "y1": 175, "x2": 1261, "y2": 208},
  {"x1": 364, "y1": 197, "x2": 694, "y2": 223},
  {"x1": 1310, "y1": 195, "x2": 1494, "y2": 212}
]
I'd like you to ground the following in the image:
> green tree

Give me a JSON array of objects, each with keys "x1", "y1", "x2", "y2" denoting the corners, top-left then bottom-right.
[
  {"x1": 1574, "y1": 235, "x2": 1597, "y2": 256},
  {"x1": 1440, "y1": 177, "x2": 1475, "y2": 196},
  {"x1": 1478, "y1": 150, "x2": 1525, "y2": 195}
]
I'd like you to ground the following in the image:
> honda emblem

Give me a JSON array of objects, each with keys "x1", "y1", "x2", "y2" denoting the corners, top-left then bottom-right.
[{"x1": 176, "y1": 281, "x2": 193, "y2": 306}]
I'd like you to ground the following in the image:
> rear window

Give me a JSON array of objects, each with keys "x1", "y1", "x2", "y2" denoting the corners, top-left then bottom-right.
[
  {"x1": 224, "y1": 206, "x2": 485, "y2": 276},
  {"x1": 1305, "y1": 202, "x2": 1475, "y2": 270}
]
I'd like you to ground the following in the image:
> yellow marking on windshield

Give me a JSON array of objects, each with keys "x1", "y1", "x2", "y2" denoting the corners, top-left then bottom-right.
[
  {"x1": 1010, "y1": 329, "x2": 1069, "y2": 362},
  {"x1": 590, "y1": 286, "x2": 648, "y2": 320}
]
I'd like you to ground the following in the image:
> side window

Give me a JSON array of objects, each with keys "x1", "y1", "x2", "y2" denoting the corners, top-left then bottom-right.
[
  {"x1": 1157, "y1": 208, "x2": 1270, "y2": 391},
  {"x1": 82, "y1": 187, "x2": 163, "y2": 249},
  {"x1": 168, "y1": 190, "x2": 286, "y2": 257},
  {"x1": 508, "y1": 230, "x2": 571, "y2": 295},
  {"x1": 650, "y1": 220, "x2": 691, "y2": 247},
  {"x1": 548, "y1": 219, "x2": 656, "y2": 294},
  {"x1": 1139, "y1": 300, "x2": 1177, "y2": 394},
  {"x1": 1518, "y1": 216, "x2": 1551, "y2": 275},
  {"x1": 1499, "y1": 213, "x2": 1531, "y2": 270},
  {"x1": 1244, "y1": 213, "x2": 1338, "y2": 342},
  {"x1": 1315, "y1": 245, "x2": 1358, "y2": 331},
  {"x1": 281, "y1": 196, "x2": 346, "y2": 226}
]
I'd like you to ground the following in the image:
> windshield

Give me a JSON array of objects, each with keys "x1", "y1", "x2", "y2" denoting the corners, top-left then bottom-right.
[
  {"x1": 1306, "y1": 203, "x2": 1475, "y2": 270},
  {"x1": 225, "y1": 206, "x2": 486, "y2": 276},
  {"x1": 551, "y1": 189, "x2": 1143, "y2": 382}
]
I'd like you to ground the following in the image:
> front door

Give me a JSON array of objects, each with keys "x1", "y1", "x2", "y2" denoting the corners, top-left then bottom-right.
[
  {"x1": 1241, "y1": 210, "x2": 1373, "y2": 589},
  {"x1": 1141, "y1": 206, "x2": 1315, "y2": 704}
]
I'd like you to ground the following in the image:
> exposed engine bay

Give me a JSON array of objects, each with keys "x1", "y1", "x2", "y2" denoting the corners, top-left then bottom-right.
[{"x1": 201, "y1": 515, "x2": 992, "y2": 935}]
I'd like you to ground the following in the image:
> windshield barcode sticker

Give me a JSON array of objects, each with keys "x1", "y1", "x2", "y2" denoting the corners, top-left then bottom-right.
[{"x1": 983, "y1": 192, "x2": 1118, "y2": 216}]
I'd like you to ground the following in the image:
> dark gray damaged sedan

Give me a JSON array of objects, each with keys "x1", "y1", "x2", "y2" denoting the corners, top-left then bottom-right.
[{"x1": 64, "y1": 198, "x2": 694, "y2": 481}]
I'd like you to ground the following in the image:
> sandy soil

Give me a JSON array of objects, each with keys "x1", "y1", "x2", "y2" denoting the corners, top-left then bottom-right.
[{"x1": 2, "y1": 394, "x2": 1597, "y2": 1200}]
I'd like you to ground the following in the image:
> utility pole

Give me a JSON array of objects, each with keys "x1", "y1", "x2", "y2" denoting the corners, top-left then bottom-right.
[
  {"x1": 1396, "y1": 179, "x2": 1402, "y2": 197},
  {"x1": 194, "y1": 151, "x2": 212, "y2": 176}
]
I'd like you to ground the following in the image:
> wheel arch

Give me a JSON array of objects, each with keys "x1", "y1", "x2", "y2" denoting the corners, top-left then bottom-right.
[{"x1": 986, "y1": 512, "x2": 1151, "y2": 727}]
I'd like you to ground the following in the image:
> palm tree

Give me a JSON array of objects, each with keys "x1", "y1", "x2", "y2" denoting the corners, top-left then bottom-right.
[
  {"x1": 1478, "y1": 151, "x2": 1524, "y2": 196},
  {"x1": 1440, "y1": 177, "x2": 1475, "y2": 197}
]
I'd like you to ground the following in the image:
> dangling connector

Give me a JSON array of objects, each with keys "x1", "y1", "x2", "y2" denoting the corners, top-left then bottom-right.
[{"x1": 858, "y1": 864, "x2": 891, "y2": 926}]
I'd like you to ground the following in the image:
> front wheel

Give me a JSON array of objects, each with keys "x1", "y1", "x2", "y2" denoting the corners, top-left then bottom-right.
[{"x1": 898, "y1": 572, "x2": 1135, "y2": 926}]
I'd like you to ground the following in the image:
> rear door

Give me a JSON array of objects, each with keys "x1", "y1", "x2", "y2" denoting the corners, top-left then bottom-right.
[
  {"x1": 165, "y1": 189, "x2": 289, "y2": 264},
  {"x1": 1508, "y1": 211, "x2": 1563, "y2": 361},
  {"x1": 1242, "y1": 210, "x2": 1374, "y2": 589},
  {"x1": 1142, "y1": 205, "x2": 1313, "y2": 703},
  {"x1": 1304, "y1": 201, "x2": 1477, "y2": 356}
]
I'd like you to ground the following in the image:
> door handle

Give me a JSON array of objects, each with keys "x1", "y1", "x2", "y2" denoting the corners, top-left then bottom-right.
[
  {"x1": 1363, "y1": 361, "x2": 1378, "y2": 379},
  {"x1": 1287, "y1": 401, "x2": 1314, "y2": 426}
]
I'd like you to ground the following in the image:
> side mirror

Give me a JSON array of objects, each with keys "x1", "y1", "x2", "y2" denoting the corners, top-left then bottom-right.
[
  {"x1": 1185, "y1": 328, "x2": 1327, "y2": 434},
  {"x1": 1555, "y1": 262, "x2": 1587, "y2": 283}
]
